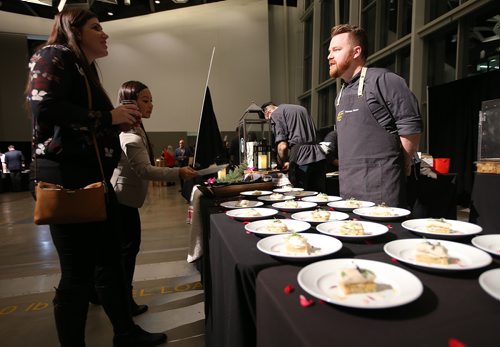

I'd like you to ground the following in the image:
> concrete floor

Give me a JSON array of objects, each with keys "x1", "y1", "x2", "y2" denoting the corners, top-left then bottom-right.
[{"x1": 0, "y1": 184, "x2": 204, "y2": 346}]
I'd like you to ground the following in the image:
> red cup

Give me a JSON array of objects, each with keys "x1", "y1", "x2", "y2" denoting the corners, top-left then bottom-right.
[{"x1": 433, "y1": 158, "x2": 450, "y2": 174}]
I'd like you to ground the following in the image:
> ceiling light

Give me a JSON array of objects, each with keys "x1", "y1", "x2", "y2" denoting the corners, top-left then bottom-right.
[
  {"x1": 21, "y1": 0, "x2": 52, "y2": 6},
  {"x1": 107, "y1": 11, "x2": 114, "y2": 16},
  {"x1": 171, "y1": 0, "x2": 189, "y2": 3}
]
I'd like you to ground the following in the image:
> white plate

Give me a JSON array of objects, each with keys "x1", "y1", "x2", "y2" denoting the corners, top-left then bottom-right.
[
  {"x1": 297, "y1": 258, "x2": 423, "y2": 309},
  {"x1": 402, "y1": 218, "x2": 483, "y2": 239},
  {"x1": 327, "y1": 200, "x2": 375, "y2": 212},
  {"x1": 384, "y1": 239, "x2": 492, "y2": 271},
  {"x1": 256, "y1": 233, "x2": 342, "y2": 259},
  {"x1": 479, "y1": 268, "x2": 500, "y2": 301},
  {"x1": 316, "y1": 220, "x2": 389, "y2": 240},
  {"x1": 225, "y1": 208, "x2": 278, "y2": 221},
  {"x1": 272, "y1": 201, "x2": 318, "y2": 212},
  {"x1": 471, "y1": 235, "x2": 500, "y2": 256},
  {"x1": 291, "y1": 210, "x2": 349, "y2": 224},
  {"x1": 220, "y1": 200, "x2": 264, "y2": 209},
  {"x1": 353, "y1": 206, "x2": 411, "y2": 221},
  {"x1": 302, "y1": 195, "x2": 342, "y2": 205},
  {"x1": 284, "y1": 190, "x2": 318, "y2": 198},
  {"x1": 257, "y1": 194, "x2": 295, "y2": 203},
  {"x1": 240, "y1": 190, "x2": 273, "y2": 197},
  {"x1": 244, "y1": 219, "x2": 311, "y2": 235},
  {"x1": 273, "y1": 187, "x2": 304, "y2": 193}
]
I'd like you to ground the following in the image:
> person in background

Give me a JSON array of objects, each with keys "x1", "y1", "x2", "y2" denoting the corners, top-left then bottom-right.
[
  {"x1": 261, "y1": 102, "x2": 326, "y2": 192},
  {"x1": 112, "y1": 81, "x2": 198, "y2": 317},
  {"x1": 4, "y1": 145, "x2": 25, "y2": 191},
  {"x1": 161, "y1": 145, "x2": 176, "y2": 186},
  {"x1": 328, "y1": 24, "x2": 422, "y2": 207},
  {"x1": 175, "y1": 138, "x2": 192, "y2": 167},
  {"x1": 26, "y1": 8, "x2": 166, "y2": 346}
]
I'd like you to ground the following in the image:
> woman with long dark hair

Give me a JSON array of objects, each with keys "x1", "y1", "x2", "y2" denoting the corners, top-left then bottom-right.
[{"x1": 26, "y1": 8, "x2": 166, "y2": 346}]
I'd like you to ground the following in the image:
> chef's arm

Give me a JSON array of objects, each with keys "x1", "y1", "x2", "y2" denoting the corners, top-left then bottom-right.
[
  {"x1": 400, "y1": 133, "x2": 420, "y2": 176},
  {"x1": 277, "y1": 141, "x2": 289, "y2": 171}
]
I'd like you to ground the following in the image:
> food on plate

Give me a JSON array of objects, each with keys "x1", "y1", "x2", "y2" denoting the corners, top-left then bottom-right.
[
  {"x1": 280, "y1": 185, "x2": 293, "y2": 192},
  {"x1": 311, "y1": 209, "x2": 331, "y2": 221},
  {"x1": 415, "y1": 241, "x2": 449, "y2": 265},
  {"x1": 337, "y1": 266, "x2": 376, "y2": 295},
  {"x1": 425, "y1": 218, "x2": 452, "y2": 234},
  {"x1": 283, "y1": 200, "x2": 299, "y2": 208},
  {"x1": 265, "y1": 219, "x2": 289, "y2": 233},
  {"x1": 284, "y1": 232, "x2": 311, "y2": 254},
  {"x1": 369, "y1": 205, "x2": 394, "y2": 217},
  {"x1": 269, "y1": 193, "x2": 285, "y2": 200},
  {"x1": 240, "y1": 208, "x2": 261, "y2": 217},
  {"x1": 344, "y1": 198, "x2": 362, "y2": 208},
  {"x1": 339, "y1": 221, "x2": 365, "y2": 235},
  {"x1": 235, "y1": 199, "x2": 250, "y2": 207},
  {"x1": 251, "y1": 190, "x2": 263, "y2": 196},
  {"x1": 315, "y1": 193, "x2": 329, "y2": 201}
]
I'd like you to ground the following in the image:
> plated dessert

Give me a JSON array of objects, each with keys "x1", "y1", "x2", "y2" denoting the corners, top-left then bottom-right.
[
  {"x1": 402, "y1": 218, "x2": 482, "y2": 239},
  {"x1": 327, "y1": 199, "x2": 375, "y2": 212},
  {"x1": 244, "y1": 218, "x2": 311, "y2": 235},
  {"x1": 272, "y1": 201, "x2": 318, "y2": 212},
  {"x1": 225, "y1": 207, "x2": 278, "y2": 221},
  {"x1": 256, "y1": 232, "x2": 342, "y2": 259},
  {"x1": 220, "y1": 199, "x2": 264, "y2": 209},
  {"x1": 291, "y1": 210, "x2": 349, "y2": 224},
  {"x1": 353, "y1": 206, "x2": 411, "y2": 221},
  {"x1": 384, "y1": 238, "x2": 492, "y2": 271},
  {"x1": 316, "y1": 220, "x2": 389, "y2": 239},
  {"x1": 297, "y1": 258, "x2": 423, "y2": 309}
]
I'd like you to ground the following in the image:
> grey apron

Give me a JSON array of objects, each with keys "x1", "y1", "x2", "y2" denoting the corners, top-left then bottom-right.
[{"x1": 336, "y1": 67, "x2": 406, "y2": 207}]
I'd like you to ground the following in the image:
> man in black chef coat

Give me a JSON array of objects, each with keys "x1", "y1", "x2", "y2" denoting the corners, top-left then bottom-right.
[
  {"x1": 328, "y1": 24, "x2": 422, "y2": 207},
  {"x1": 262, "y1": 102, "x2": 326, "y2": 192}
]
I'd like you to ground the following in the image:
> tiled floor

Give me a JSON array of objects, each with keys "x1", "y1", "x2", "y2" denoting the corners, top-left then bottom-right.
[{"x1": 0, "y1": 184, "x2": 204, "y2": 346}]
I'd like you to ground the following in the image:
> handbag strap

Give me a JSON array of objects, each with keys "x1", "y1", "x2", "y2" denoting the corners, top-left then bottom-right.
[{"x1": 82, "y1": 74, "x2": 106, "y2": 184}]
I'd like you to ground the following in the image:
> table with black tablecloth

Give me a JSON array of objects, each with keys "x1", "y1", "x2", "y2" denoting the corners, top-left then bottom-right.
[
  {"x1": 204, "y1": 209, "x2": 424, "y2": 347},
  {"x1": 256, "y1": 252, "x2": 500, "y2": 347},
  {"x1": 470, "y1": 172, "x2": 500, "y2": 233}
]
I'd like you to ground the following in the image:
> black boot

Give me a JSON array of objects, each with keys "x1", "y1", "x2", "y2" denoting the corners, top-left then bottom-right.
[
  {"x1": 113, "y1": 324, "x2": 167, "y2": 347},
  {"x1": 130, "y1": 286, "x2": 148, "y2": 316},
  {"x1": 53, "y1": 287, "x2": 88, "y2": 347}
]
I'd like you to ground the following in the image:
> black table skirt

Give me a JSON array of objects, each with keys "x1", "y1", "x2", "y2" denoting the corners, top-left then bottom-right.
[
  {"x1": 470, "y1": 173, "x2": 500, "y2": 233},
  {"x1": 256, "y1": 252, "x2": 500, "y2": 347}
]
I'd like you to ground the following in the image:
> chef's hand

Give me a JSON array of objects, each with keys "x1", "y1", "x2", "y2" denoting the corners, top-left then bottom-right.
[{"x1": 281, "y1": 162, "x2": 290, "y2": 171}]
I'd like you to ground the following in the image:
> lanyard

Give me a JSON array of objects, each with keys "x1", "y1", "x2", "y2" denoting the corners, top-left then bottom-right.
[{"x1": 335, "y1": 66, "x2": 367, "y2": 106}]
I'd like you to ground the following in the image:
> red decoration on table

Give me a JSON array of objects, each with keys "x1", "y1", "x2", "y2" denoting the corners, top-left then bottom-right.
[
  {"x1": 299, "y1": 294, "x2": 314, "y2": 307},
  {"x1": 390, "y1": 257, "x2": 397, "y2": 262},
  {"x1": 387, "y1": 224, "x2": 392, "y2": 229},
  {"x1": 283, "y1": 284, "x2": 294, "y2": 294},
  {"x1": 448, "y1": 338, "x2": 467, "y2": 347}
]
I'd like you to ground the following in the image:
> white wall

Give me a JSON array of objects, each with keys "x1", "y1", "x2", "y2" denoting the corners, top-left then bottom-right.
[{"x1": 0, "y1": 0, "x2": 271, "y2": 135}]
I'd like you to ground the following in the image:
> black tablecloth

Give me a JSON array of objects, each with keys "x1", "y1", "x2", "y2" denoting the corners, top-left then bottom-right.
[
  {"x1": 411, "y1": 173, "x2": 458, "y2": 219},
  {"x1": 205, "y1": 209, "x2": 445, "y2": 347},
  {"x1": 470, "y1": 173, "x2": 500, "y2": 233},
  {"x1": 256, "y1": 252, "x2": 500, "y2": 347}
]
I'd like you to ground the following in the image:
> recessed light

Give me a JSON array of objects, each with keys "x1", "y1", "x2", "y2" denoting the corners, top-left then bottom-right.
[{"x1": 107, "y1": 11, "x2": 114, "y2": 16}]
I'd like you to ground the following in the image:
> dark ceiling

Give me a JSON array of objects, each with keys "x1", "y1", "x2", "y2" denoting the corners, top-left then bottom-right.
[
  {"x1": 0, "y1": 0, "x2": 225, "y2": 22},
  {"x1": 0, "y1": 0, "x2": 296, "y2": 22}
]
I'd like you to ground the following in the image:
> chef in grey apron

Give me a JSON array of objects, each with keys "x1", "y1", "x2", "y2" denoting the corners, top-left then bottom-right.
[{"x1": 335, "y1": 67, "x2": 406, "y2": 207}]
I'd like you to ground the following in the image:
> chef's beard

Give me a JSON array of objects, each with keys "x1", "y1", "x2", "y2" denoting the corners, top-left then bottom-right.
[{"x1": 329, "y1": 58, "x2": 351, "y2": 79}]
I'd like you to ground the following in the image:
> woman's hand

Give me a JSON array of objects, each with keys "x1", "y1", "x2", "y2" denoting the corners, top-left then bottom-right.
[
  {"x1": 111, "y1": 104, "x2": 142, "y2": 129},
  {"x1": 179, "y1": 166, "x2": 199, "y2": 181}
]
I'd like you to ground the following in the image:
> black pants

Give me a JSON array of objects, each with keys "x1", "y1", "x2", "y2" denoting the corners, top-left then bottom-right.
[
  {"x1": 33, "y1": 159, "x2": 134, "y2": 346},
  {"x1": 289, "y1": 160, "x2": 327, "y2": 192},
  {"x1": 118, "y1": 204, "x2": 141, "y2": 297},
  {"x1": 9, "y1": 170, "x2": 22, "y2": 191}
]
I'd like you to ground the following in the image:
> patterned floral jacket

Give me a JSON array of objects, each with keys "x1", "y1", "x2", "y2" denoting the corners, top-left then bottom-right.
[{"x1": 27, "y1": 44, "x2": 121, "y2": 181}]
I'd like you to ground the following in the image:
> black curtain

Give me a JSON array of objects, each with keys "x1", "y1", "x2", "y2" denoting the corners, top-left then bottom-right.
[
  {"x1": 428, "y1": 69, "x2": 500, "y2": 205},
  {"x1": 194, "y1": 87, "x2": 225, "y2": 170}
]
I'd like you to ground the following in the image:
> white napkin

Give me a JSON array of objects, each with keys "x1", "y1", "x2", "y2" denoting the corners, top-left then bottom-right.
[{"x1": 187, "y1": 185, "x2": 204, "y2": 263}]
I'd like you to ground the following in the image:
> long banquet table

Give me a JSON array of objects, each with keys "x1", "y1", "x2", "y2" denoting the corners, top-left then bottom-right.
[{"x1": 200, "y1": 196, "x2": 500, "y2": 347}]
